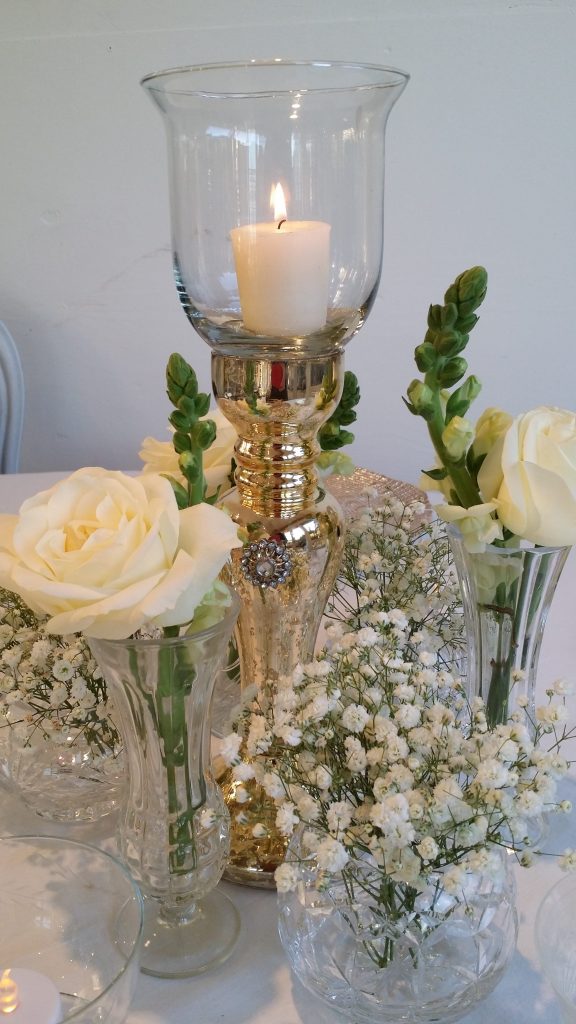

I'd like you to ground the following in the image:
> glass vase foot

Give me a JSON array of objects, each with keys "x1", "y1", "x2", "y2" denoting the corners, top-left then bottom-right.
[{"x1": 141, "y1": 889, "x2": 240, "y2": 978}]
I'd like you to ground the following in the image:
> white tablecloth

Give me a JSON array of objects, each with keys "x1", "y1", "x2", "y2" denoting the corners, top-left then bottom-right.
[{"x1": 0, "y1": 471, "x2": 574, "y2": 1024}]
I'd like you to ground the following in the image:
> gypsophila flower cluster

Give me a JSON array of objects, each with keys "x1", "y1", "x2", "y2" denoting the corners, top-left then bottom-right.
[
  {"x1": 0, "y1": 588, "x2": 120, "y2": 754},
  {"x1": 222, "y1": 496, "x2": 575, "y2": 966},
  {"x1": 327, "y1": 496, "x2": 465, "y2": 670}
]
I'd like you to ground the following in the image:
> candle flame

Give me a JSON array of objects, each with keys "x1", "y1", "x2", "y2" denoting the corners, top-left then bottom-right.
[
  {"x1": 0, "y1": 972, "x2": 18, "y2": 1015},
  {"x1": 270, "y1": 182, "x2": 287, "y2": 226}
]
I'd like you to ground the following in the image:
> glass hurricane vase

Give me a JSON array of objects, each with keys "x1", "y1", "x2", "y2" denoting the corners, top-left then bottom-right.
[
  {"x1": 89, "y1": 590, "x2": 240, "y2": 979},
  {"x1": 447, "y1": 525, "x2": 570, "y2": 727},
  {"x1": 278, "y1": 826, "x2": 517, "y2": 1024}
]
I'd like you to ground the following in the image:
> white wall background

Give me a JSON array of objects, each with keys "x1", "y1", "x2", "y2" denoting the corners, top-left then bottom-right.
[{"x1": 1, "y1": 0, "x2": 575, "y2": 485}]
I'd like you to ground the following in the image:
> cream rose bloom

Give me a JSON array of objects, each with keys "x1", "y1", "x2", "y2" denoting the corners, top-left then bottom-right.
[
  {"x1": 478, "y1": 406, "x2": 576, "y2": 546},
  {"x1": 139, "y1": 408, "x2": 236, "y2": 498},
  {"x1": 0, "y1": 469, "x2": 241, "y2": 639}
]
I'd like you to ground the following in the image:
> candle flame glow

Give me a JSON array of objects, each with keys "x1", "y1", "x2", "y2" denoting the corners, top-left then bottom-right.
[
  {"x1": 270, "y1": 182, "x2": 287, "y2": 225},
  {"x1": 0, "y1": 971, "x2": 18, "y2": 1015}
]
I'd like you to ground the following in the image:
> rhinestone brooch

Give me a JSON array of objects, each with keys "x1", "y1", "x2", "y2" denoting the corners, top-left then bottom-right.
[{"x1": 240, "y1": 538, "x2": 293, "y2": 589}]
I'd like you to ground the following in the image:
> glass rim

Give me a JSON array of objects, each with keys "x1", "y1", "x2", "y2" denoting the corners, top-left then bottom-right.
[
  {"x1": 0, "y1": 834, "x2": 144, "y2": 1019},
  {"x1": 88, "y1": 583, "x2": 241, "y2": 649},
  {"x1": 140, "y1": 58, "x2": 410, "y2": 98},
  {"x1": 443, "y1": 521, "x2": 570, "y2": 556}
]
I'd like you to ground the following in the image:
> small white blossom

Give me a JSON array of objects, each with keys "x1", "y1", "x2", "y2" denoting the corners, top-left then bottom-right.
[
  {"x1": 220, "y1": 732, "x2": 243, "y2": 766},
  {"x1": 559, "y1": 848, "x2": 576, "y2": 871},
  {"x1": 315, "y1": 836, "x2": 349, "y2": 873},
  {"x1": 198, "y1": 808, "x2": 216, "y2": 829},
  {"x1": 275, "y1": 862, "x2": 300, "y2": 892}
]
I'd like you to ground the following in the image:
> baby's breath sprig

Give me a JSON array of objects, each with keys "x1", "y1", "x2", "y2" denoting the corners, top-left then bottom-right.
[{"x1": 0, "y1": 588, "x2": 120, "y2": 754}]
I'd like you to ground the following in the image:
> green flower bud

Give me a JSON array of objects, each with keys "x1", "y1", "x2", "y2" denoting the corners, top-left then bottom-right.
[
  {"x1": 166, "y1": 353, "x2": 195, "y2": 403},
  {"x1": 169, "y1": 409, "x2": 192, "y2": 431},
  {"x1": 406, "y1": 380, "x2": 435, "y2": 419},
  {"x1": 178, "y1": 450, "x2": 201, "y2": 482},
  {"x1": 173, "y1": 431, "x2": 192, "y2": 454},
  {"x1": 427, "y1": 304, "x2": 442, "y2": 330},
  {"x1": 194, "y1": 392, "x2": 211, "y2": 418},
  {"x1": 440, "y1": 303, "x2": 459, "y2": 328},
  {"x1": 193, "y1": 419, "x2": 217, "y2": 451},
  {"x1": 437, "y1": 357, "x2": 468, "y2": 388},
  {"x1": 445, "y1": 375, "x2": 482, "y2": 419},
  {"x1": 414, "y1": 342, "x2": 437, "y2": 372},
  {"x1": 441, "y1": 415, "x2": 474, "y2": 461},
  {"x1": 177, "y1": 395, "x2": 198, "y2": 421},
  {"x1": 444, "y1": 266, "x2": 487, "y2": 317},
  {"x1": 435, "y1": 329, "x2": 464, "y2": 356}
]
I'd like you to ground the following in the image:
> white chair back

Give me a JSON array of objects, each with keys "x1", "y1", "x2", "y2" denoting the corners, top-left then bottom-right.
[{"x1": 0, "y1": 322, "x2": 24, "y2": 473}]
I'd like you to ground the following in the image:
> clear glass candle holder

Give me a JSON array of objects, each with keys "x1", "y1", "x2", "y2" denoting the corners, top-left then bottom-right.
[
  {"x1": 142, "y1": 60, "x2": 408, "y2": 358},
  {"x1": 0, "y1": 835, "x2": 143, "y2": 1023},
  {"x1": 536, "y1": 873, "x2": 576, "y2": 1024}
]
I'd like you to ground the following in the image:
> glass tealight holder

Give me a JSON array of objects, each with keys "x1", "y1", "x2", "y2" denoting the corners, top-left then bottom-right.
[
  {"x1": 536, "y1": 872, "x2": 576, "y2": 1024},
  {"x1": 0, "y1": 835, "x2": 143, "y2": 1023}
]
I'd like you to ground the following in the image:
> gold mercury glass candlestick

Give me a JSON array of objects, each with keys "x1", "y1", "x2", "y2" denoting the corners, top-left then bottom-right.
[{"x1": 142, "y1": 59, "x2": 408, "y2": 886}]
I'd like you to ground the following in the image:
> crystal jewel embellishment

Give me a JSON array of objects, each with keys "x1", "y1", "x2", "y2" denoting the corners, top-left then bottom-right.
[{"x1": 240, "y1": 538, "x2": 293, "y2": 589}]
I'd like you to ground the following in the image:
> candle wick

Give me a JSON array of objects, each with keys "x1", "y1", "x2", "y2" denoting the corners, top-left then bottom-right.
[{"x1": 277, "y1": 219, "x2": 286, "y2": 230}]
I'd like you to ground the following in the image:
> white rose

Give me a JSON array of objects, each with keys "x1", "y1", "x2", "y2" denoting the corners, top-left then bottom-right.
[
  {"x1": 0, "y1": 469, "x2": 241, "y2": 639},
  {"x1": 140, "y1": 408, "x2": 237, "y2": 498},
  {"x1": 479, "y1": 406, "x2": 576, "y2": 546},
  {"x1": 437, "y1": 501, "x2": 503, "y2": 552}
]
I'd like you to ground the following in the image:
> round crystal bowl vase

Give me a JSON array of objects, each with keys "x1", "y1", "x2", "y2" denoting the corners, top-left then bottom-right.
[
  {"x1": 142, "y1": 60, "x2": 408, "y2": 885},
  {"x1": 278, "y1": 826, "x2": 517, "y2": 1024},
  {"x1": 446, "y1": 525, "x2": 569, "y2": 728},
  {"x1": 89, "y1": 591, "x2": 240, "y2": 979},
  {"x1": 0, "y1": 706, "x2": 124, "y2": 824},
  {"x1": 0, "y1": 835, "x2": 143, "y2": 1024}
]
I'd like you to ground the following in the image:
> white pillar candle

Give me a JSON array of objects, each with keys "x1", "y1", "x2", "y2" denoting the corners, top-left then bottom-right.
[
  {"x1": 0, "y1": 969, "x2": 61, "y2": 1024},
  {"x1": 231, "y1": 183, "x2": 331, "y2": 338}
]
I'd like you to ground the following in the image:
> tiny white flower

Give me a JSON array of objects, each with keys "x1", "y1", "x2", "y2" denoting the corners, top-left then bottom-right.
[
  {"x1": 559, "y1": 848, "x2": 576, "y2": 871},
  {"x1": 198, "y1": 807, "x2": 216, "y2": 829},
  {"x1": 52, "y1": 659, "x2": 75, "y2": 681},
  {"x1": 274, "y1": 862, "x2": 300, "y2": 892},
  {"x1": 340, "y1": 703, "x2": 370, "y2": 734},
  {"x1": 219, "y1": 732, "x2": 243, "y2": 766},
  {"x1": 315, "y1": 835, "x2": 349, "y2": 873},
  {"x1": 276, "y1": 802, "x2": 298, "y2": 836}
]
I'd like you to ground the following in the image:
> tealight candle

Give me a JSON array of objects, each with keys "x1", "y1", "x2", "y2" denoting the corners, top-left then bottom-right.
[
  {"x1": 231, "y1": 182, "x2": 331, "y2": 338},
  {"x1": 0, "y1": 969, "x2": 61, "y2": 1023}
]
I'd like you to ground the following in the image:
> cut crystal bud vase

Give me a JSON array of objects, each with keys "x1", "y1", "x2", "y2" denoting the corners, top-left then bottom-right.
[
  {"x1": 89, "y1": 590, "x2": 240, "y2": 979},
  {"x1": 142, "y1": 59, "x2": 408, "y2": 885},
  {"x1": 447, "y1": 525, "x2": 569, "y2": 727},
  {"x1": 278, "y1": 826, "x2": 517, "y2": 1024}
]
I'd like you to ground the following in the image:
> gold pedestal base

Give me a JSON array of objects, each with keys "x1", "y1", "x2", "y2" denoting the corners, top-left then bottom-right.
[{"x1": 213, "y1": 352, "x2": 345, "y2": 886}]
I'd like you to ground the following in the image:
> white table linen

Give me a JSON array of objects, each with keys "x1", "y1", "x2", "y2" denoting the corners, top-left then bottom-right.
[{"x1": 0, "y1": 471, "x2": 574, "y2": 1024}]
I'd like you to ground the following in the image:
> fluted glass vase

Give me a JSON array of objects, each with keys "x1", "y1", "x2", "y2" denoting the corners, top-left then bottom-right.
[
  {"x1": 447, "y1": 525, "x2": 570, "y2": 727},
  {"x1": 89, "y1": 590, "x2": 240, "y2": 979},
  {"x1": 278, "y1": 825, "x2": 517, "y2": 1024}
]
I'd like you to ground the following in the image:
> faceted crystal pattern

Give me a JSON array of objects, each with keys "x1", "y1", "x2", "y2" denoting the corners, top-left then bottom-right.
[{"x1": 278, "y1": 830, "x2": 517, "y2": 1024}]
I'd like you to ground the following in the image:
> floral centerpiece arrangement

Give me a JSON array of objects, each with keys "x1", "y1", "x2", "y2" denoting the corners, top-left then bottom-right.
[
  {"x1": 406, "y1": 267, "x2": 576, "y2": 725},
  {"x1": 222, "y1": 493, "x2": 574, "y2": 1021}
]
